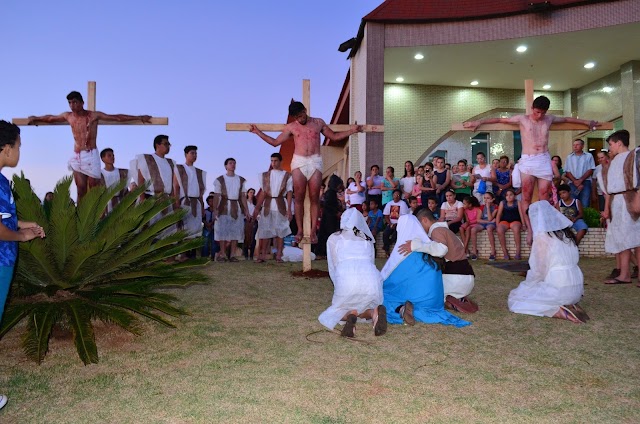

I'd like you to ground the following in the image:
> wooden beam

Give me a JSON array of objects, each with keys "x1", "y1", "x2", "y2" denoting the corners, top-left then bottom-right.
[
  {"x1": 525, "y1": 79, "x2": 533, "y2": 115},
  {"x1": 303, "y1": 79, "x2": 311, "y2": 115},
  {"x1": 226, "y1": 123, "x2": 383, "y2": 132},
  {"x1": 13, "y1": 117, "x2": 169, "y2": 126},
  {"x1": 88, "y1": 81, "x2": 97, "y2": 112},
  {"x1": 301, "y1": 79, "x2": 312, "y2": 272},
  {"x1": 451, "y1": 122, "x2": 613, "y2": 131}
]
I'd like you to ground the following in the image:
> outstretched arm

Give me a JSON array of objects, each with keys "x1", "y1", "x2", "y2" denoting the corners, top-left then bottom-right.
[
  {"x1": 321, "y1": 120, "x2": 362, "y2": 141},
  {"x1": 27, "y1": 112, "x2": 69, "y2": 125},
  {"x1": 463, "y1": 115, "x2": 521, "y2": 131},
  {"x1": 249, "y1": 124, "x2": 292, "y2": 147},
  {"x1": 552, "y1": 115, "x2": 599, "y2": 129},
  {"x1": 91, "y1": 111, "x2": 152, "y2": 125}
]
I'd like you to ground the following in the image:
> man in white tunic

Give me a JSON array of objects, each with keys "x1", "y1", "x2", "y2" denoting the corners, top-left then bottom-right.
[
  {"x1": 318, "y1": 208, "x2": 386, "y2": 337},
  {"x1": 99, "y1": 148, "x2": 129, "y2": 213},
  {"x1": 212, "y1": 158, "x2": 251, "y2": 262},
  {"x1": 600, "y1": 130, "x2": 640, "y2": 285},
  {"x1": 131, "y1": 135, "x2": 177, "y2": 238},
  {"x1": 252, "y1": 153, "x2": 292, "y2": 263},
  {"x1": 173, "y1": 145, "x2": 207, "y2": 239},
  {"x1": 508, "y1": 201, "x2": 587, "y2": 323}
]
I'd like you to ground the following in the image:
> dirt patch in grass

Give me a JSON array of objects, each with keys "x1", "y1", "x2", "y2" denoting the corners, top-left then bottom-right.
[{"x1": 291, "y1": 269, "x2": 330, "y2": 278}]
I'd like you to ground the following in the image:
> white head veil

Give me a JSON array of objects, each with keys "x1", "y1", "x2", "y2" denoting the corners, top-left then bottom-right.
[
  {"x1": 380, "y1": 214, "x2": 430, "y2": 280},
  {"x1": 339, "y1": 208, "x2": 375, "y2": 242},
  {"x1": 528, "y1": 200, "x2": 573, "y2": 235}
]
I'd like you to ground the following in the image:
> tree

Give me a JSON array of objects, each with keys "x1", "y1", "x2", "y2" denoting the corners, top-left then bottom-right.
[{"x1": 0, "y1": 175, "x2": 208, "y2": 365}]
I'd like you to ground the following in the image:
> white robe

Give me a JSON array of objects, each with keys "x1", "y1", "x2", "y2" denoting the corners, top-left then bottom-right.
[
  {"x1": 604, "y1": 150, "x2": 640, "y2": 254},
  {"x1": 101, "y1": 168, "x2": 128, "y2": 213},
  {"x1": 131, "y1": 154, "x2": 176, "y2": 238},
  {"x1": 213, "y1": 174, "x2": 246, "y2": 241},
  {"x1": 175, "y1": 164, "x2": 206, "y2": 238},
  {"x1": 132, "y1": 154, "x2": 174, "y2": 196},
  {"x1": 508, "y1": 234, "x2": 584, "y2": 317},
  {"x1": 318, "y1": 230, "x2": 383, "y2": 330},
  {"x1": 257, "y1": 170, "x2": 292, "y2": 239}
]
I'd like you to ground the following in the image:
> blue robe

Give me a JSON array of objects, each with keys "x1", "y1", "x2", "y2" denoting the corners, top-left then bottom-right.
[{"x1": 383, "y1": 252, "x2": 470, "y2": 327}]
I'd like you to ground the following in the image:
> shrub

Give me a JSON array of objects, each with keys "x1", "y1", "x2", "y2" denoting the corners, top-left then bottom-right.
[{"x1": 0, "y1": 175, "x2": 208, "y2": 364}]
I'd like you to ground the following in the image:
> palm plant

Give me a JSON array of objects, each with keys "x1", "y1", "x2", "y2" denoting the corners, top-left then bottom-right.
[{"x1": 0, "y1": 174, "x2": 208, "y2": 365}]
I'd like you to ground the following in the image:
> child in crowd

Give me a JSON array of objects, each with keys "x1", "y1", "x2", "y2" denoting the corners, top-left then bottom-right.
[
  {"x1": 472, "y1": 192, "x2": 498, "y2": 260},
  {"x1": 412, "y1": 174, "x2": 425, "y2": 206},
  {"x1": 368, "y1": 199, "x2": 384, "y2": 238},
  {"x1": 496, "y1": 188, "x2": 525, "y2": 260},
  {"x1": 0, "y1": 121, "x2": 47, "y2": 411},
  {"x1": 439, "y1": 189, "x2": 464, "y2": 234},
  {"x1": 427, "y1": 197, "x2": 440, "y2": 220},
  {"x1": 408, "y1": 196, "x2": 419, "y2": 213},
  {"x1": 361, "y1": 200, "x2": 371, "y2": 227},
  {"x1": 556, "y1": 184, "x2": 588, "y2": 245},
  {"x1": 459, "y1": 195, "x2": 482, "y2": 259}
]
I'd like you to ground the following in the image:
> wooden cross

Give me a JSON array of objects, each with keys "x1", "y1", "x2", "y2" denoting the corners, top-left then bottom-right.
[
  {"x1": 227, "y1": 79, "x2": 384, "y2": 272},
  {"x1": 12, "y1": 81, "x2": 169, "y2": 126},
  {"x1": 452, "y1": 79, "x2": 614, "y2": 203},
  {"x1": 451, "y1": 79, "x2": 613, "y2": 132}
]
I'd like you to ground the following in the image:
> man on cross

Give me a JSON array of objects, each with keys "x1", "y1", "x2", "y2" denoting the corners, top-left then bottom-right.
[
  {"x1": 463, "y1": 95, "x2": 599, "y2": 244},
  {"x1": 27, "y1": 91, "x2": 151, "y2": 201},
  {"x1": 249, "y1": 101, "x2": 362, "y2": 243}
]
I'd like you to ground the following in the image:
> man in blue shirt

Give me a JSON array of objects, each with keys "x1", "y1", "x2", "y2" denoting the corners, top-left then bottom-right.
[
  {"x1": 564, "y1": 138, "x2": 596, "y2": 209},
  {"x1": 0, "y1": 121, "x2": 46, "y2": 411}
]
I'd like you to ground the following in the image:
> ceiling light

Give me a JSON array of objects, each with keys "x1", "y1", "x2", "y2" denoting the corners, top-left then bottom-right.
[
  {"x1": 396, "y1": 77, "x2": 404, "y2": 82},
  {"x1": 542, "y1": 84, "x2": 551, "y2": 90},
  {"x1": 602, "y1": 86, "x2": 613, "y2": 93},
  {"x1": 470, "y1": 81, "x2": 479, "y2": 86},
  {"x1": 414, "y1": 53, "x2": 424, "y2": 60},
  {"x1": 584, "y1": 62, "x2": 595, "y2": 69},
  {"x1": 516, "y1": 45, "x2": 527, "y2": 53}
]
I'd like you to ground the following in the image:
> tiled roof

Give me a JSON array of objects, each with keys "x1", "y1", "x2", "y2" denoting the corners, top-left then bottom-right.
[{"x1": 363, "y1": 0, "x2": 613, "y2": 23}]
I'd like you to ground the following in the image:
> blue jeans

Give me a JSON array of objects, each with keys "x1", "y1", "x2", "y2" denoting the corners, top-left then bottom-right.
[
  {"x1": 0, "y1": 266, "x2": 15, "y2": 323},
  {"x1": 569, "y1": 180, "x2": 591, "y2": 209},
  {"x1": 201, "y1": 228, "x2": 219, "y2": 258}
]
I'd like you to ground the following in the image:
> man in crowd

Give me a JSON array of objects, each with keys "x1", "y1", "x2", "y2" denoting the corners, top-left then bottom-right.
[
  {"x1": 211, "y1": 158, "x2": 251, "y2": 262},
  {"x1": 252, "y1": 153, "x2": 293, "y2": 263},
  {"x1": 100, "y1": 148, "x2": 129, "y2": 213},
  {"x1": 131, "y1": 135, "x2": 178, "y2": 238},
  {"x1": 173, "y1": 145, "x2": 207, "y2": 258},
  {"x1": 565, "y1": 138, "x2": 595, "y2": 209}
]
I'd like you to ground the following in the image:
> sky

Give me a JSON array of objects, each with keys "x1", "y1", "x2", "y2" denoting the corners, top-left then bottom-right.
[{"x1": 1, "y1": 0, "x2": 381, "y2": 199}]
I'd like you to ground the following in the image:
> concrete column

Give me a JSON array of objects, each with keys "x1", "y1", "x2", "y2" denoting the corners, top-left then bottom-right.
[
  {"x1": 350, "y1": 23, "x2": 385, "y2": 175},
  {"x1": 621, "y1": 60, "x2": 640, "y2": 148}
]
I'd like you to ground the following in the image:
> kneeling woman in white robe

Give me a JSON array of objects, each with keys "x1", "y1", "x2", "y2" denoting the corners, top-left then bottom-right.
[
  {"x1": 318, "y1": 208, "x2": 387, "y2": 336},
  {"x1": 508, "y1": 201, "x2": 588, "y2": 323},
  {"x1": 381, "y1": 215, "x2": 470, "y2": 328}
]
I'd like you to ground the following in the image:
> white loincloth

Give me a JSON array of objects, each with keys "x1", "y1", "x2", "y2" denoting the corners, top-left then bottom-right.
[
  {"x1": 68, "y1": 149, "x2": 101, "y2": 179},
  {"x1": 442, "y1": 274, "x2": 474, "y2": 299},
  {"x1": 291, "y1": 154, "x2": 323, "y2": 180},
  {"x1": 518, "y1": 152, "x2": 553, "y2": 181}
]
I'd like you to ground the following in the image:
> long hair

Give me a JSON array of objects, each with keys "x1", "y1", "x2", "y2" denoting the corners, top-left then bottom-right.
[
  {"x1": 547, "y1": 227, "x2": 577, "y2": 246},
  {"x1": 422, "y1": 253, "x2": 445, "y2": 272}
]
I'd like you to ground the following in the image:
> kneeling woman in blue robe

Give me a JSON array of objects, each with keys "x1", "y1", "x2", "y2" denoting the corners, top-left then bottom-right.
[{"x1": 380, "y1": 214, "x2": 470, "y2": 328}]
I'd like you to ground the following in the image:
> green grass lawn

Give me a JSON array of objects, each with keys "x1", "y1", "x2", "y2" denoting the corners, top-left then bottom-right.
[{"x1": 1, "y1": 257, "x2": 639, "y2": 423}]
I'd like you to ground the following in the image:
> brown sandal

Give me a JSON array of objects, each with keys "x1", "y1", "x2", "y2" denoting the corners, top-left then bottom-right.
[{"x1": 341, "y1": 314, "x2": 357, "y2": 338}]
